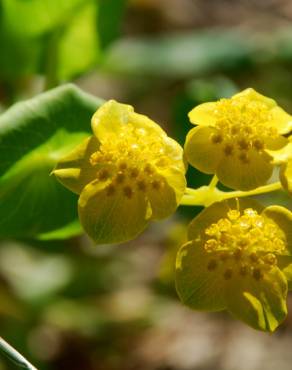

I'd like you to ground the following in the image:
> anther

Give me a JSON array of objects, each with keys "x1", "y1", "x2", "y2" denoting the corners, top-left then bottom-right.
[
  {"x1": 224, "y1": 144, "x2": 234, "y2": 156},
  {"x1": 98, "y1": 169, "x2": 109, "y2": 181},
  {"x1": 224, "y1": 268, "x2": 233, "y2": 280},
  {"x1": 119, "y1": 162, "x2": 127, "y2": 170},
  {"x1": 238, "y1": 152, "x2": 249, "y2": 164},
  {"x1": 237, "y1": 139, "x2": 249, "y2": 150},
  {"x1": 250, "y1": 252, "x2": 258, "y2": 263},
  {"x1": 123, "y1": 186, "x2": 133, "y2": 199},
  {"x1": 137, "y1": 180, "x2": 147, "y2": 191},
  {"x1": 144, "y1": 164, "x2": 154, "y2": 174},
  {"x1": 152, "y1": 180, "x2": 162, "y2": 190},
  {"x1": 211, "y1": 133, "x2": 223, "y2": 144},
  {"x1": 130, "y1": 168, "x2": 139, "y2": 178},
  {"x1": 253, "y1": 139, "x2": 264, "y2": 151},
  {"x1": 115, "y1": 172, "x2": 125, "y2": 184},
  {"x1": 106, "y1": 184, "x2": 115, "y2": 196},
  {"x1": 233, "y1": 248, "x2": 242, "y2": 260},
  {"x1": 253, "y1": 268, "x2": 262, "y2": 281}
]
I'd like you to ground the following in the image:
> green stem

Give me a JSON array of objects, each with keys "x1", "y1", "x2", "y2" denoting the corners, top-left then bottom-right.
[
  {"x1": 0, "y1": 337, "x2": 38, "y2": 370},
  {"x1": 208, "y1": 175, "x2": 219, "y2": 189},
  {"x1": 181, "y1": 181, "x2": 282, "y2": 207}
]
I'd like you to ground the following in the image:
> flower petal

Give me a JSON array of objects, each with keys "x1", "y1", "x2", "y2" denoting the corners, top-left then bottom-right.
[
  {"x1": 226, "y1": 267, "x2": 287, "y2": 332},
  {"x1": 184, "y1": 126, "x2": 224, "y2": 174},
  {"x1": 78, "y1": 179, "x2": 149, "y2": 244},
  {"x1": 91, "y1": 100, "x2": 164, "y2": 141},
  {"x1": 262, "y1": 206, "x2": 292, "y2": 253},
  {"x1": 188, "y1": 102, "x2": 218, "y2": 127},
  {"x1": 216, "y1": 149, "x2": 273, "y2": 190},
  {"x1": 269, "y1": 106, "x2": 292, "y2": 135},
  {"x1": 232, "y1": 88, "x2": 276, "y2": 108},
  {"x1": 176, "y1": 240, "x2": 227, "y2": 311},
  {"x1": 52, "y1": 136, "x2": 99, "y2": 194},
  {"x1": 146, "y1": 175, "x2": 178, "y2": 220},
  {"x1": 187, "y1": 199, "x2": 264, "y2": 241}
]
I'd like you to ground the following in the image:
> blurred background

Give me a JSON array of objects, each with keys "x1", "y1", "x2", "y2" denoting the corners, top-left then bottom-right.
[{"x1": 1, "y1": 0, "x2": 292, "y2": 369}]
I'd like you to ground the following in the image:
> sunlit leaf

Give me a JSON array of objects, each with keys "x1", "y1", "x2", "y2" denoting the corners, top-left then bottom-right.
[{"x1": 0, "y1": 84, "x2": 103, "y2": 239}]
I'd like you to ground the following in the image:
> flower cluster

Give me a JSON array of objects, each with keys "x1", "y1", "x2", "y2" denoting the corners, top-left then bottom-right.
[
  {"x1": 53, "y1": 100, "x2": 186, "y2": 244},
  {"x1": 176, "y1": 199, "x2": 292, "y2": 332},
  {"x1": 184, "y1": 88, "x2": 292, "y2": 190},
  {"x1": 54, "y1": 88, "x2": 292, "y2": 331}
]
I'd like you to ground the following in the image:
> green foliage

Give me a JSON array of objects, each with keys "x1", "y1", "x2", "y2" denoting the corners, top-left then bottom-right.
[
  {"x1": 97, "y1": 0, "x2": 127, "y2": 50},
  {"x1": 0, "y1": 84, "x2": 103, "y2": 239}
]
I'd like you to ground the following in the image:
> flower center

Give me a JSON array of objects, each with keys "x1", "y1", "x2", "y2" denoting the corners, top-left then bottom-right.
[
  {"x1": 89, "y1": 125, "x2": 171, "y2": 198},
  {"x1": 210, "y1": 98, "x2": 278, "y2": 162},
  {"x1": 203, "y1": 208, "x2": 286, "y2": 280}
]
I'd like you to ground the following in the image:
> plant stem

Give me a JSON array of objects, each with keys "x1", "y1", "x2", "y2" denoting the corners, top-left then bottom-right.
[
  {"x1": 181, "y1": 181, "x2": 282, "y2": 207},
  {"x1": 0, "y1": 337, "x2": 38, "y2": 370},
  {"x1": 208, "y1": 175, "x2": 219, "y2": 189}
]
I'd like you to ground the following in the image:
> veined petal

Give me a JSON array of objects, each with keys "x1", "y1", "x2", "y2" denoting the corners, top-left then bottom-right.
[
  {"x1": 232, "y1": 88, "x2": 276, "y2": 108},
  {"x1": 216, "y1": 149, "x2": 273, "y2": 191},
  {"x1": 280, "y1": 160, "x2": 292, "y2": 194},
  {"x1": 187, "y1": 199, "x2": 264, "y2": 241},
  {"x1": 53, "y1": 136, "x2": 100, "y2": 194},
  {"x1": 147, "y1": 175, "x2": 178, "y2": 220},
  {"x1": 176, "y1": 241, "x2": 227, "y2": 311},
  {"x1": 269, "y1": 106, "x2": 292, "y2": 135},
  {"x1": 91, "y1": 100, "x2": 165, "y2": 141},
  {"x1": 226, "y1": 267, "x2": 287, "y2": 332},
  {"x1": 262, "y1": 206, "x2": 292, "y2": 253},
  {"x1": 188, "y1": 102, "x2": 218, "y2": 127},
  {"x1": 91, "y1": 100, "x2": 133, "y2": 139},
  {"x1": 78, "y1": 179, "x2": 149, "y2": 244},
  {"x1": 269, "y1": 140, "x2": 292, "y2": 164},
  {"x1": 156, "y1": 166, "x2": 186, "y2": 204},
  {"x1": 184, "y1": 126, "x2": 224, "y2": 174}
]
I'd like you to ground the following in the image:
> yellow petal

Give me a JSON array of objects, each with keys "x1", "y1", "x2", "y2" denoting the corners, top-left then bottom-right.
[
  {"x1": 232, "y1": 88, "x2": 276, "y2": 108},
  {"x1": 269, "y1": 106, "x2": 292, "y2": 135},
  {"x1": 78, "y1": 179, "x2": 149, "y2": 244},
  {"x1": 188, "y1": 102, "x2": 218, "y2": 126},
  {"x1": 262, "y1": 206, "x2": 292, "y2": 253},
  {"x1": 226, "y1": 267, "x2": 287, "y2": 332},
  {"x1": 91, "y1": 100, "x2": 164, "y2": 141},
  {"x1": 176, "y1": 240, "x2": 227, "y2": 311},
  {"x1": 147, "y1": 175, "x2": 178, "y2": 220},
  {"x1": 216, "y1": 149, "x2": 273, "y2": 190},
  {"x1": 52, "y1": 136, "x2": 99, "y2": 194},
  {"x1": 184, "y1": 126, "x2": 224, "y2": 174}
]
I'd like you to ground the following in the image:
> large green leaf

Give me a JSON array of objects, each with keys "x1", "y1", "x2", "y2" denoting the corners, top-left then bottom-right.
[
  {"x1": 1, "y1": 0, "x2": 86, "y2": 37},
  {"x1": 0, "y1": 84, "x2": 103, "y2": 239}
]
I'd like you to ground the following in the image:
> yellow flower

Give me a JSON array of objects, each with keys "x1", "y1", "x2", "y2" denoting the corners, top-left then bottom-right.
[
  {"x1": 185, "y1": 88, "x2": 292, "y2": 190},
  {"x1": 176, "y1": 198, "x2": 292, "y2": 331},
  {"x1": 53, "y1": 100, "x2": 186, "y2": 244}
]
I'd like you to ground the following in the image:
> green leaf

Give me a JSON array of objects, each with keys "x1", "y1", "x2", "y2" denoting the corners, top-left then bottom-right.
[
  {"x1": 57, "y1": 1, "x2": 99, "y2": 80},
  {"x1": 97, "y1": 0, "x2": 127, "y2": 50},
  {"x1": 1, "y1": 0, "x2": 86, "y2": 37},
  {"x1": 103, "y1": 30, "x2": 255, "y2": 77},
  {"x1": 0, "y1": 84, "x2": 103, "y2": 239}
]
